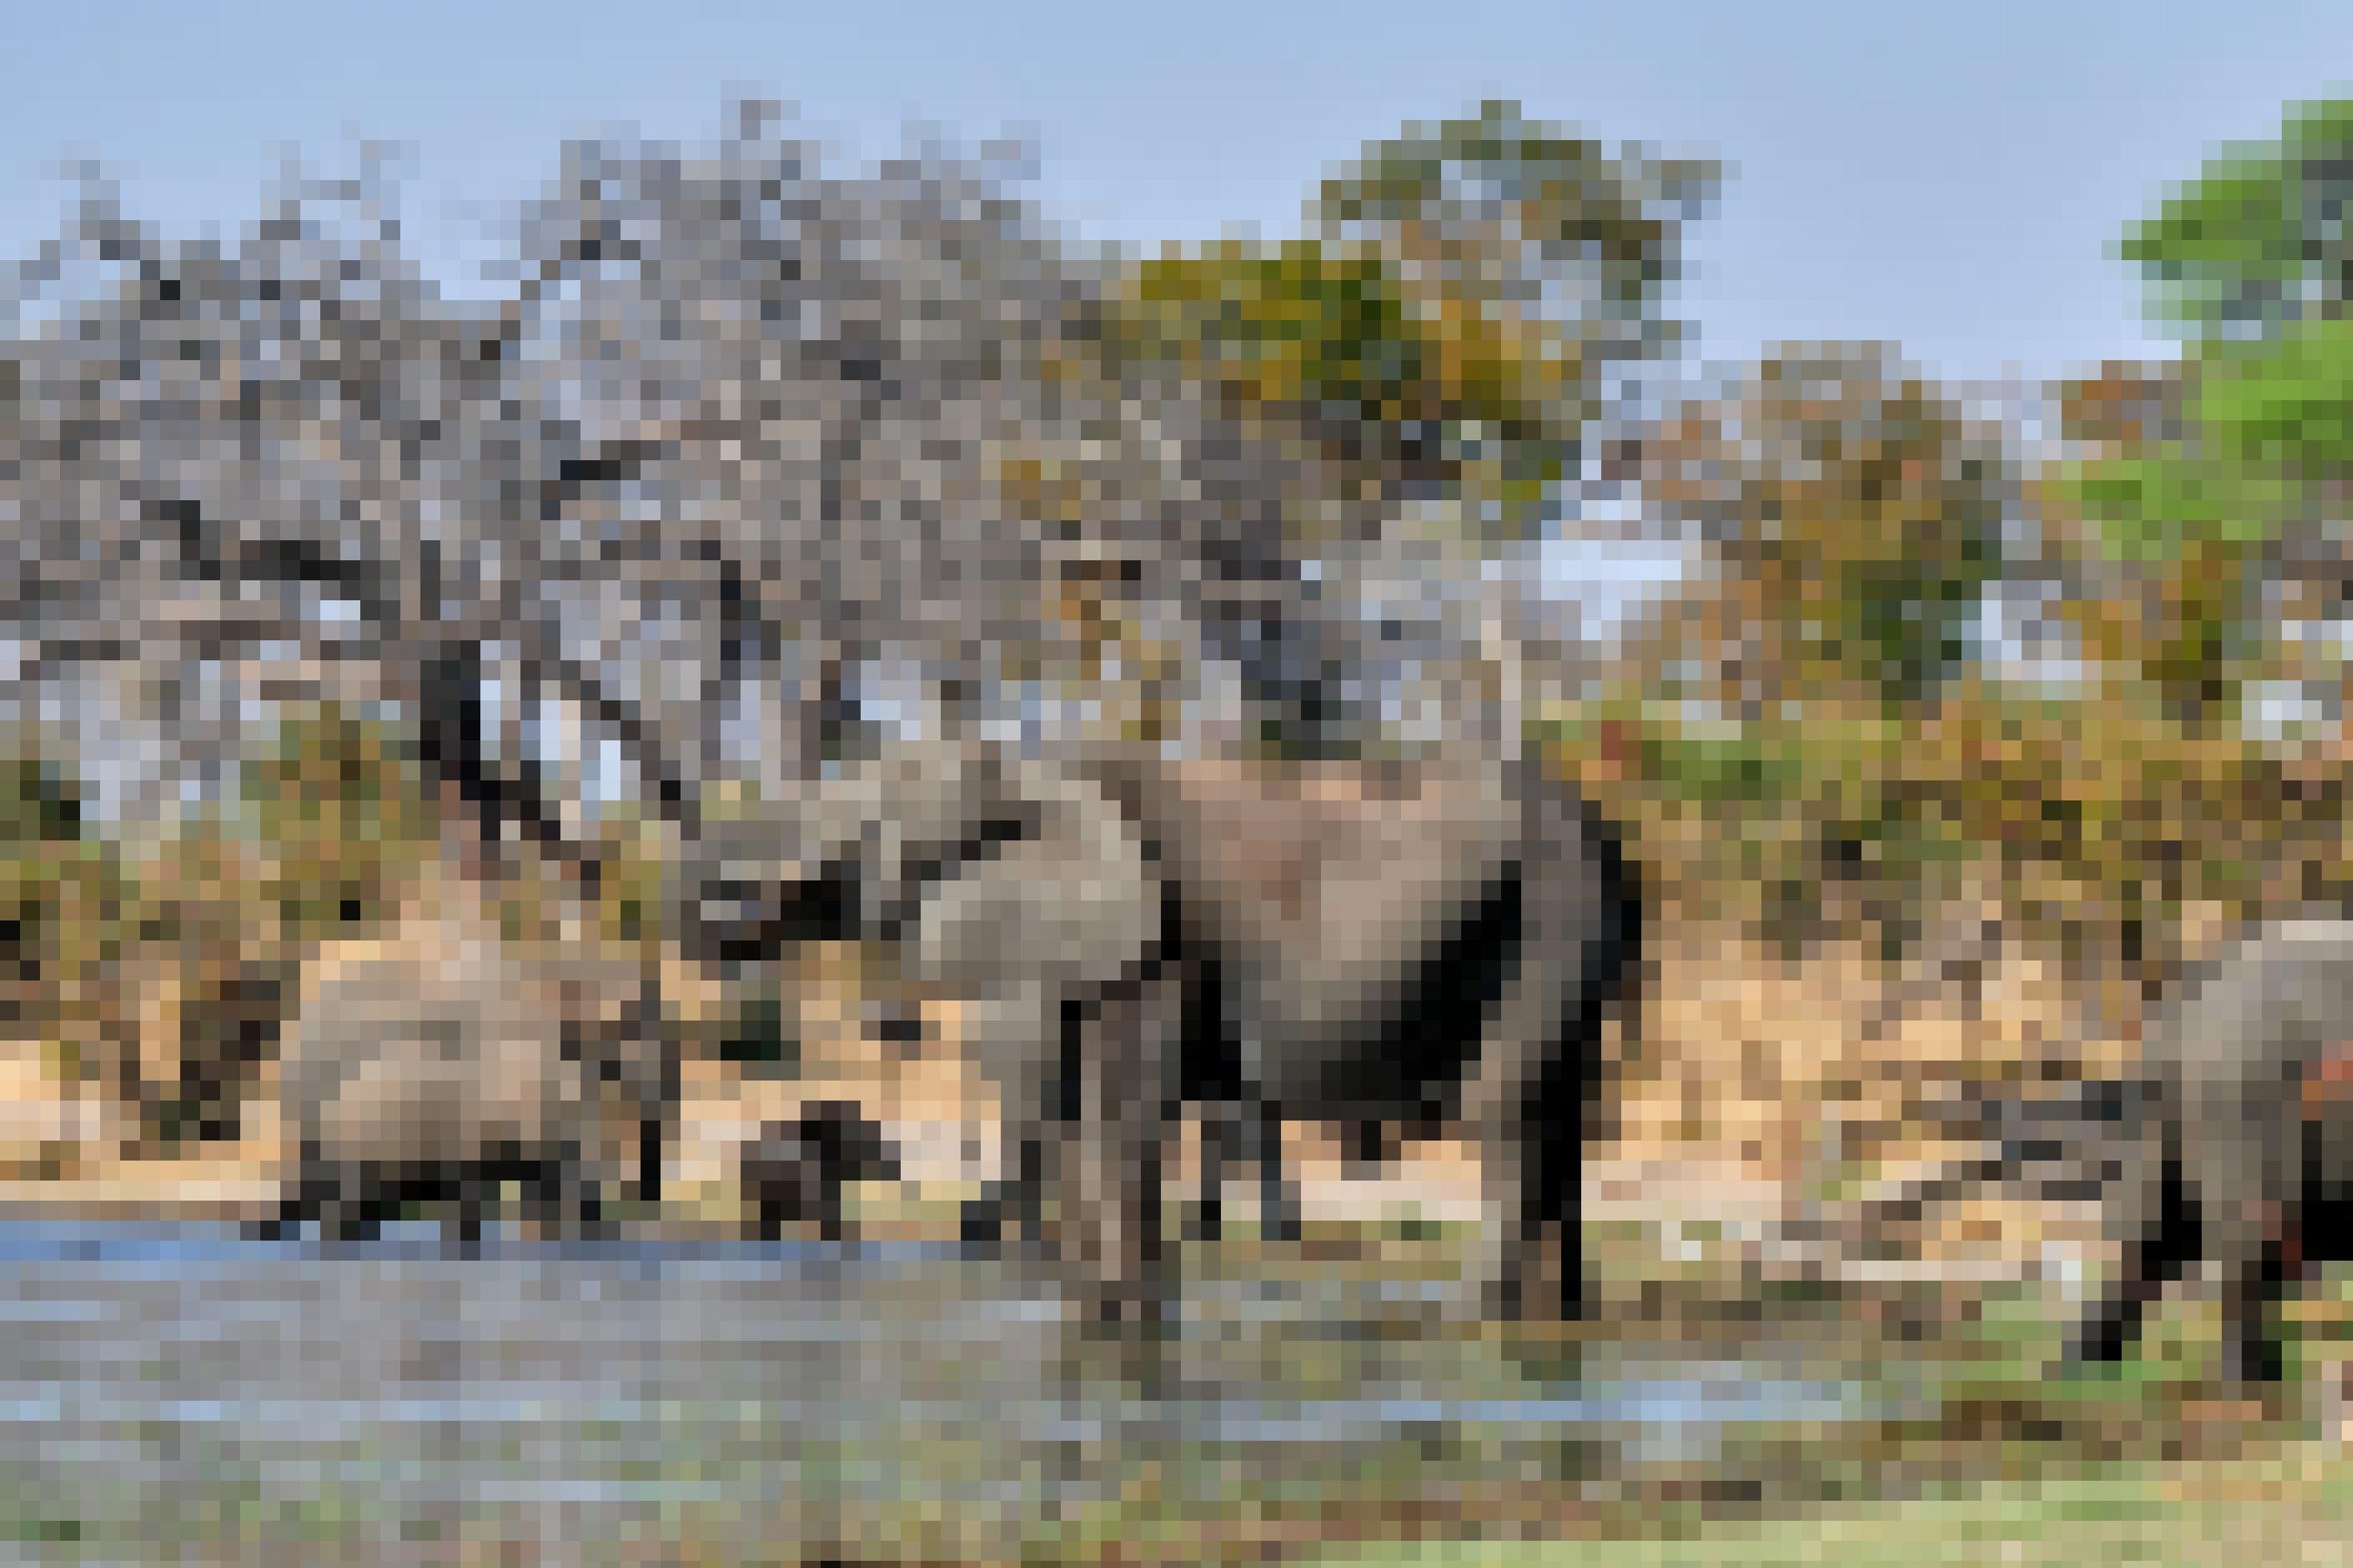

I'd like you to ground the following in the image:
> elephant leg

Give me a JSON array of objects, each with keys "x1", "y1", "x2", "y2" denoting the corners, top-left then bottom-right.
[
  {"x1": 960, "y1": 1156, "x2": 1024, "y2": 1250},
  {"x1": 1457, "y1": 946, "x2": 1586, "y2": 1324},
  {"x1": 1343, "y1": 1119, "x2": 1395, "y2": 1178},
  {"x1": 576, "y1": 1169, "x2": 612, "y2": 1241},
  {"x1": 528, "y1": 1160, "x2": 584, "y2": 1241},
  {"x1": 450, "y1": 1173, "x2": 490, "y2": 1256},
  {"x1": 2218, "y1": 1229, "x2": 2293, "y2": 1389},
  {"x1": 1187, "y1": 1094, "x2": 1291, "y2": 1244},
  {"x1": 1243, "y1": 1096, "x2": 1298, "y2": 1245},
  {"x1": 962, "y1": 1136, "x2": 1050, "y2": 1253},
  {"x1": 261, "y1": 1157, "x2": 337, "y2": 1243},
  {"x1": 1520, "y1": 1087, "x2": 1587, "y2": 1322},
  {"x1": 2183, "y1": 1113, "x2": 2299, "y2": 1392},
  {"x1": 1050, "y1": 969, "x2": 1179, "y2": 1341},
  {"x1": 815, "y1": 1153, "x2": 850, "y2": 1245},
  {"x1": 637, "y1": 1114, "x2": 666, "y2": 1209},
  {"x1": 1468, "y1": 1095, "x2": 1584, "y2": 1323},
  {"x1": 327, "y1": 1176, "x2": 391, "y2": 1247},
  {"x1": 954, "y1": 992, "x2": 1059, "y2": 1255},
  {"x1": 2069, "y1": 1149, "x2": 2196, "y2": 1370},
  {"x1": 1191, "y1": 1100, "x2": 1236, "y2": 1244}
]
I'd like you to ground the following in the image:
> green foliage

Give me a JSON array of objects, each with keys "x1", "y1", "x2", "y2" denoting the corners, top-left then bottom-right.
[
  {"x1": 1111, "y1": 240, "x2": 1418, "y2": 421},
  {"x1": 0, "y1": 749, "x2": 142, "y2": 1090},
  {"x1": 2198, "y1": 311, "x2": 2353, "y2": 463},
  {"x1": 2062, "y1": 317, "x2": 2353, "y2": 568},
  {"x1": 1102, "y1": 232, "x2": 1584, "y2": 540},
  {"x1": 1550, "y1": 680, "x2": 2332, "y2": 976},
  {"x1": 0, "y1": 754, "x2": 86, "y2": 845},
  {"x1": 0, "y1": 751, "x2": 125, "y2": 970},
  {"x1": 1640, "y1": 345, "x2": 2006, "y2": 712},
  {"x1": 1106, "y1": 98, "x2": 1720, "y2": 543},
  {"x1": 2065, "y1": 105, "x2": 2353, "y2": 718},
  {"x1": 1308, "y1": 98, "x2": 1720, "y2": 328},
  {"x1": 2121, "y1": 96, "x2": 2353, "y2": 342},
  {"x1": 2055, "y1": 310, "x2": 2353, "y2": 728}
]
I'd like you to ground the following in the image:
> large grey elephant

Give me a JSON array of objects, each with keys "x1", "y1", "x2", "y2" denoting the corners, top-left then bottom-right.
[
  {"x1": 1087, "y1": 749, "x2": 1645, "y2": 1323},
  {"x1": 677, "y1": 737, "x2": 1646, "y2": 1329},
  {"x1": 261, "y1": 907, "x2": 674, "y2": 1251},
  {"x1": 2060, "y1": 917, "x2": 2353, "y2": 1390}
]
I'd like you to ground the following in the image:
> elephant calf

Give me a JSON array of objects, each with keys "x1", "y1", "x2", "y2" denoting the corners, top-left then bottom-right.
[
  {"x1": 741, "y1": 1101, "x2": 901, "y2": 1243},
  {"x1": 263, "y1": 910, "x2": 672, "y2": 1251},
  {"x1": 2068, "y1": 917, "x2": 2353, "y2": 1390}
]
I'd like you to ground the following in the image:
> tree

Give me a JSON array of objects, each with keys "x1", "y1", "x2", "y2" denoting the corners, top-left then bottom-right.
[
  {"x1": 2056, "y1": 98, "x2": 2353, "y2": 727},
  {"x1": 1630, "y1": 343, "x2": 2008, "y2": 715},
  {"x1": 2121, "y1": 97, "x2": 2353, "y2": 343},
  {"x1": 1083, "y1": 101, "x2": 1719, "y2": 756},
  {"x1": 1307, "y1": 98, "x2": 1721, "y2": 543}
]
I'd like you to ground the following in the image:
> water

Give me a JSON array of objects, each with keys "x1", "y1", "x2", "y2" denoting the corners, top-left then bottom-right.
[{"x1": 0, "y1": 1221, "x2": 1880, "y2": 1561}]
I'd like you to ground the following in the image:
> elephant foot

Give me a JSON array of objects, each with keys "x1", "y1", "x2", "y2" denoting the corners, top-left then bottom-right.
[
  {"x1": 1341, "y1": 1119, "x2": 1395, "y2": 1178},
  {"x1": 323, "y1": 1219, "x2": 381, "y2": 1251},
  {"x1": 1259, "y1": 1193, "x2": 1301, "y2": 1246},
  {"x1": 250, "y1": 1211, "x2": 301, "y2": 1245},
  {"x1": 2063, "y1": 1317, "x2": 2132, "y2": 1370},
  {"x1": 1482, "y1": 1222, "x2": 1584, "y2": 1326},
  {"x1": 959, "y1": 1188, "x2": 1014, "y2": 1253}
]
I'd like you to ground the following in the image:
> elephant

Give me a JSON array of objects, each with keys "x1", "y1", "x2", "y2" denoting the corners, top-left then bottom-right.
[
  {"x1": 2059, "y1": 916, "x2": 2353, "y2": 1390},
  {"x1": 260, "y1": 905, "x2": 675, "y2": 1252},
  {"x1": 741, "y1": 1101, "x2": 902, "y2": 1243},
  {"x1": 1083, "y1": 748, "x2": 1646, "y2": 1324},
  {"x1": 677, "y1": 736, "x2": 1646, "y2": 1329},
  {"x1": 674, "y1": 740, "x2": 1180, "y2": 1328}
]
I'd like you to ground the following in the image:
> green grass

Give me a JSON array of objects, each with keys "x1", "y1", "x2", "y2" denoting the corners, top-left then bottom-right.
[{"x1": 1306, "y1": 1451, "x2": 2353, "y2": 1566}]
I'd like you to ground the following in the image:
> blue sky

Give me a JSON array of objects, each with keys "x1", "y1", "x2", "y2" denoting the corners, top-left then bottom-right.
[{"x1": 7, "y1": 0, "x2": 2352, "y2": 386}]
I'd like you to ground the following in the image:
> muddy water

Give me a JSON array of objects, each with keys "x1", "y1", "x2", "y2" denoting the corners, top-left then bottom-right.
[{"x1": 0, "y1": 1222, "x2": 1881, "y2": 1562}]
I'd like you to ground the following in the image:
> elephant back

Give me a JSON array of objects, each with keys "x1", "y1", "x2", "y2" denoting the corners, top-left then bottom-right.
[
  {"x1": 280, "y1": 907, "x2": 649, "y2": 1175},
  {"x1": 2147, "y1": 920, "x2": 2353, "y2": 1098}
]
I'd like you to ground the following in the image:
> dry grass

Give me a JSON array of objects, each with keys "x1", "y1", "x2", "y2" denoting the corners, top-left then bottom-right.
[{"x1": 0, "y1": 899, "x2": 2139, "y2": 1284}]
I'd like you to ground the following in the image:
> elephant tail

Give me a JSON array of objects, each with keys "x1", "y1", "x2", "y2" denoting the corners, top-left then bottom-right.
[{"x1": 1577, "y1": 791, "x2": 1646, "y2": 1045}]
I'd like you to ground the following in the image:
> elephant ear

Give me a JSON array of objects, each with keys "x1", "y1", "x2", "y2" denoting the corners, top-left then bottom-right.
[{"x1": 2303, "y1": 1042, "x2": 2353, "y2": 1120}]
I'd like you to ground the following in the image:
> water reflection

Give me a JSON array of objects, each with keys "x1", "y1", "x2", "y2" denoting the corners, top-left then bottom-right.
[{"x1": 0, "y1": 1221, "x2": 1879, "y2": 1557}]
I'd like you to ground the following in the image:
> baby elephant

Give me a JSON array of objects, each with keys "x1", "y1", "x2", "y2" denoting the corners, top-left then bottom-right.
[
  {"x1": 741, "y1": 1101, "x2": 902, "y2": 1243},
  {"x1": 263, "y1": 911, "x2": 672, "y2": 1252}
]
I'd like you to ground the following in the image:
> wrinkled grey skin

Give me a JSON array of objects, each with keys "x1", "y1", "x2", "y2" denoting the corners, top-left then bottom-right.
[
  {"x1": 677, "y1": 740, "x2": 1178, "y2": 1327},
  {"x1": 263, "y1": 919, "x2": 673, "y2": 1251},
  {"x1": 1085, "y1": 749, "x2": 1644, "y2": 1324},
  {"x1": 682, "y1": 739, "x2": 1644, "y2": 1329},
  {"x1": 2067, "y1": 918, "x2": 2353, "y2": 1390}
]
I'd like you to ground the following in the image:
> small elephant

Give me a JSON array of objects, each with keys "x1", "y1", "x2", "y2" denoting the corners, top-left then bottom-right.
[
  {"x1": 263, "y1": 907, "x2": 673, "y2": 1252},
  {"x1": 2066, "y1": 917, "x2": 2353, "y2": 1390},
  {"x1": 741, "y1": 1101, "x2": 902, "y2": 1243}
]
